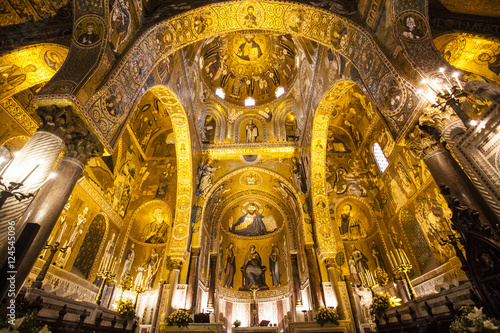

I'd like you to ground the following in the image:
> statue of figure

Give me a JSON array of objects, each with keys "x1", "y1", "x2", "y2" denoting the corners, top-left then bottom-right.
[
  {"x1": 290, "y1": 156, "x2": 308, "y2": 194},
  {"x1": 352, "y1": 245, "x2": 369, "y2": 286},
  {"x1": 223, "y1": 243, "x2": 236, "y2": 288},
  {"x1": 196, "y1": 158, "x2": 219, "y2": 197},
  {"x1": 230, "y1": 202, "x2": 274, "y2": 236},
  {"x1": 245, "y1": 120, "x2": 259, "y2": 143},
  {"x1": 99, "y1": 233, "x2": 116, "y2": 273},
  {"x1": 139, "y1": 209, "x2": 169, "y2": 244},
  {"x1": 56, "y1": 206, "x2": 89, "y2": 268},
  {"x1": 269, "y1": 244, "x2": 281, "y2": 287},
  {"x1": 144, "y1": 249, "x2": 161, "y2": 290},
  {"x1": 121, "y1": 243, "x2": 136, "y2": 277},
  {"x1": 242, "y1": 245, "x2": 267, "y2": 289},
  {"x1": 134, "y1": 264, "x2": 146, "y2": 290},
  {"x1": 370, "y1": 240, "x2": 386, "y2": 272},
  {"x1": 349, "y1": 255, "x2": 361, "y2": 285},
  {"x1": 339, "y1": 204, "x2": 367, "y2": 240}
]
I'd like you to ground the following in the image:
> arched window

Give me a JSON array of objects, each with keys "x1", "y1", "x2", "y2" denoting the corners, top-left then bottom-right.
[{"x1": 372, "y1": 143, "x2": 389, "y2": 173}]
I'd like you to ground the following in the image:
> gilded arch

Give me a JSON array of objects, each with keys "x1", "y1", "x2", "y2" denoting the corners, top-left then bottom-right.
[
  {"x1": 78, "y1": 0, "x2": 418, "y2": 152},
  {"x1": 311, "y1": 80, "x2": 359, "y2": 266}
]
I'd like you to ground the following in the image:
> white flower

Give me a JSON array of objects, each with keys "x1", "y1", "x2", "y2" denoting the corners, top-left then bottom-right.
[
  {"x1": 466, "y1": 307, "x2": 484, "y2": 321},
  {"x1": 483, "y1": 320, "x2": 498, "y2": 330}
]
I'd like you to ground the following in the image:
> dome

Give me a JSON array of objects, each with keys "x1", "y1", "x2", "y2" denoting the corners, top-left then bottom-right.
[{"x1": 200, "y1": 33, "x2": 298, "y2": 108}]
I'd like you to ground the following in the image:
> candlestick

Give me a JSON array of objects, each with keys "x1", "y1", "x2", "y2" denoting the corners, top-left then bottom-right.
[
  {"x1": 19, "y1": 164, "x2": 39, "y2": 184},
  {"x1": 422, "y1": 79, "x2": 438, "y2": 95}
]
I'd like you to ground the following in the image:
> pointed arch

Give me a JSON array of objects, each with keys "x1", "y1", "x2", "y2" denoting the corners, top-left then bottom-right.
[
  {"x1": 138, "y1": 85, "x2": 194, "y2": 258},
  {"x1": 310, "y1": 80, "x2": 359, "y2": 265},
  {"x1": 274, "y1": 100, "x2": 303, "y2": 142},
  {"x1": 199, "y1": 104, "x2": 226, "y2": 144},
  {"x1": 80, "y1": 0, "x2": 417, "y2": 150}
]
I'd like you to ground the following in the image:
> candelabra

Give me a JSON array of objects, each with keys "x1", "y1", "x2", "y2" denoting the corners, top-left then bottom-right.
[
  {"x1": 95, "y1": 269, "x2": 116, "y2": 305},
  {"x1": 133, "y1": 284, "x2": 145, "y2": 309},
  {"x1": 389, "y1": 247, "x2": 417, "y2": 301},
  {"x1": 418, "y1": 68, "x2": 472, "y2": 128},
  {"x1": 363, "y1": 270, "x2": 378, "y2": 292},
  {"x1": 0, "y1": 159, "x2": 39, "y2": 210},
  {"x1": 32, "y1": 241, "x2": 67, "y2": 289}
]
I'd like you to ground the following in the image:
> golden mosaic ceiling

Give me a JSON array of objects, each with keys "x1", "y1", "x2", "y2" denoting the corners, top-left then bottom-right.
[{"x1": 200, "y1": 33, "x2": 298, "y2": 108}]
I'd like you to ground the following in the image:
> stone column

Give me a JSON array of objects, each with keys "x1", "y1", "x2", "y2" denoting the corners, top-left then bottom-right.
[
  {"x1": 0, "y1": 106, "x2": 72, "y2": 260},
  {"x1": 9, "y1": 129, "x2": 100, "y2": 297},
  {"x1": 184, "y1": 247, "x2": 200, "y2": 311},
  {"x1": 165, "y1": 259, "x2": 183, "y2": 315},
  {"x1": 207, "y1": 254, "x2": 217, "y2": 309},
  {"x1": 412, "y1": 110, "x2": 499, "y2": 238},
  {"x1": 304, "y1": 244, "x2": 324, "y2": 308},
  {"x1": 151, "y1": 280, "x2": 166, "y2": 333},
  {"x1": 290, "y1": 254, "x2": 302, "y2": 307},
  {"x1": 324, "y1": 258, "x2": 344, "y2": 318}
]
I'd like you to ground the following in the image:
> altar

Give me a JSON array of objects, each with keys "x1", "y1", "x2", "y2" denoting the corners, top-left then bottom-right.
[{"x1": 287, "y1": 321, "x2": 351, "y2": 333}]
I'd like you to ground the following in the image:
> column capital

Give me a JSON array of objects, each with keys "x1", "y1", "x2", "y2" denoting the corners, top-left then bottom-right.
[
  {"x1": 169, "y1": 258, "x2": 183, "y2": 270},
  {"x1": 323, "y1": 257, "x2": 337, "y2": 269},
  {"x1": 35, "y1": 105, "x2": 74, "y2": 140},
  {"x1": 190, "y1": 247, "x2": 201, "y2": 256},
  {"x1": 405, "y1": 123, "x2": 446, "y2": 160},
  {"x1": 64, "y1": 130, "x2": 103, "y2": 166}
]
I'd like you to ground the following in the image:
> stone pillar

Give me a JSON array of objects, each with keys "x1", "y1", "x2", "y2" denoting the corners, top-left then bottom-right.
[
  {"x1": 412, "y1": 111, "x2": 499, "y2": 238},
  {"x1": 151, "y1": 280, "x2": 166, "y2": 333},
  {"x1": 304, "y1": 244, "x2": 324, "y2": 308},
  {"x1": 166, "y1": 259, "x2": 183, "y2": 315},
  {"x1": 9, "y1": 131, "x2": 100, "y2": 297},
  {"x1": 324, "y1": 258, "x2": 344, "y2": 318},
  {"x1": 184, "y1": 247, "x2": 200, "y2": 311},
  {"x1": 207, "y1": 254, "x2": 217, "y2": 309},
  {"x1": 0, "y1": 106, "x2": 72, "y2": 259},
  {"x1": 290, "y1": 254, "x2": 302, "y2": 307}
]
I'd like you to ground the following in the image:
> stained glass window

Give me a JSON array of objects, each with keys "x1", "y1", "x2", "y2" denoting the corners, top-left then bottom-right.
[{"x1": 373, "y1": 142, "x2": 389, "y2": 173}]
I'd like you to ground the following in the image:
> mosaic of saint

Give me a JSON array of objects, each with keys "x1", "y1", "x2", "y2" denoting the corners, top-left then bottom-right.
[{"x1": 200, "y1": 33, "x2": 298, "y2": 107}]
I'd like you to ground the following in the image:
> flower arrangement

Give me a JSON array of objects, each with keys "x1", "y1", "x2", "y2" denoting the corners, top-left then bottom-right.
[
  {"x1": 374, "y1": 268, "x2": 389, "y2": 287},
  {"x1": 165, "y1": 309, "x2": 193, "y2": 328},
  {"x1": 233, "y1": 320, "x2": 241, "y2": 328},
  {"x1": 0, "y1": 311, "x2": 51, "y2": 333},
  {"x1": 369, "y1": 292, "x2": 401, "y2": 318},
  {"x1": 450, "y1": 306, "x2": 500, "y2": 333},
  {"x1": 314, "y1": 307, "x2": 339, "y2": 326},
  {"x1": 116, "y1": 298, "x2": 136, "y2": 321}
]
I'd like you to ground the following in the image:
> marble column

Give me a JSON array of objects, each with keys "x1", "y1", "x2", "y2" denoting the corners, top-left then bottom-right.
[
  {"x1": 165, "y1": 259, "x2": 183, "y2": 315},
  {"x1": 0, "y1": 106, "x2": 72, "y2": 261},
  {"x1": 304, "y1": 244, "x2": 324, "y2": 308},
  {"x1": 151, "y1": 280, "x2": 166, "y2": 333},
  {"x1": 324, "y1": 258, "x2": 345, "y2": 318},
  {"x1": 184, "y1": 247, "x2": 200, "y2": 311},
  {"x1": 10, "y1": 131, "x2": 100, "y2": 297},
  {"x1": 207, "y1": 254, "x2": 217, "y2": 309},
  {"x1": 290, "y1": 254, "x2": 302, "y2": 307}
]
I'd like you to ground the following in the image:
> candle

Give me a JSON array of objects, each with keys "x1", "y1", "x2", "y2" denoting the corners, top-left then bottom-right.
[
  {"x1": 19, "y1": 164, "x2": 39, "y2": 184},
  {"x1": 422, "y1": 79, "x2": 438, "y2": 95},
  {"x1": 0, "y1": 158, "x2": 14, "y2": 178},
  {"x1": 453, "y1": 72, "x2": 463, "y2": 90},
  {"x1": 439, "y1": 68, "x2": 453, "y2": 88},
  {"x1": 431, "y1": 80, "x2": 444, "y2": 95},
  {"x1": 56, "y1": 224, "x2": 67, "y2": 243}
]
